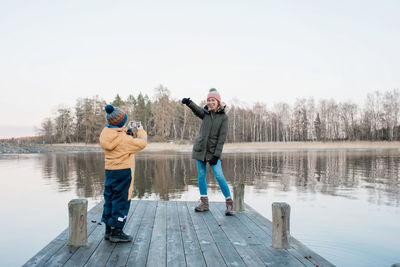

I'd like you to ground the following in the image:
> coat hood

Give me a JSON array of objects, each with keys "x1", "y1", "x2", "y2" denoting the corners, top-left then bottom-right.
[{"x1": 204, "y1": 102, "x2": 228, "y2": 114}]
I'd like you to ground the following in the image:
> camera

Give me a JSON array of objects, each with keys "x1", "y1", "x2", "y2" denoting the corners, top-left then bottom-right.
[{"x1": 128, "y1": 121, "x2": 141, "y2": 129}]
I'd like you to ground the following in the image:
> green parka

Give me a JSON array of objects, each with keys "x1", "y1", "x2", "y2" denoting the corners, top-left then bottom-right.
[{"x1": 187, "y1": 101, "x2": 229, "y2": 161}]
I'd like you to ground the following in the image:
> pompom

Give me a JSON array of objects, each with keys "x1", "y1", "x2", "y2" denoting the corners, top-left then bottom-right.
[
  {"x1": 105, "y1": 105, "x2": 114, "y2": 114},
  {"x1": 209, "y1": 88, "x2": 217, "y2": 93}
]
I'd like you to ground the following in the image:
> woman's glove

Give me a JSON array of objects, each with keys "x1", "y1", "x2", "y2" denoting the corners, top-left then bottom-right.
[
  {"x1": 209, "y1": 156, "x2": 219, "y2": 166},
  {"x1": 182, "y1": 97, "x2": 192, "y2": 105}
]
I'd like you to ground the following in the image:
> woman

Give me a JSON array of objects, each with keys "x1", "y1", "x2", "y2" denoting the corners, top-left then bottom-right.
[{"x1": 182, "y1": 88, "x2": 233, "y2": 215}]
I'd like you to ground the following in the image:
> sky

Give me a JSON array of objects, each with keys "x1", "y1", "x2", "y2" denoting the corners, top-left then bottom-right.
[{"x1": 1, "y1": 0, "x2": 399, "y2": 138}]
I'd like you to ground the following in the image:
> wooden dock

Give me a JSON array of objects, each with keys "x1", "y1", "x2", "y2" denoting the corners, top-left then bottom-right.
[{"x1": 24, "y1": 200, "x2": 334, "y2": 267}]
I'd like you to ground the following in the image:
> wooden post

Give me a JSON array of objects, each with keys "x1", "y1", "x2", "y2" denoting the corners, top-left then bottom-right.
[
  {"x1": 233, "y1": 183, "x2": 245, "y2": 211},
  {"x1": 272, "y1": 202, "x2": 290, "y2": 249},
  {"x1": 67, "y1": 199, "x2": 88, "y2": 247}
]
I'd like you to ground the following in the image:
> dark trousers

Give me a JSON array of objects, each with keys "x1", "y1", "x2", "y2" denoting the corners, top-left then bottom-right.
[{"x1": 101, "y1": 168, "x2": 132, "y2": 228}]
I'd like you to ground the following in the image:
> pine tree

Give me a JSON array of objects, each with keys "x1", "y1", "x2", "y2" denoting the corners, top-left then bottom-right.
[{"x1": 111, "y1": 94, "x2": 125, "y2": 107}]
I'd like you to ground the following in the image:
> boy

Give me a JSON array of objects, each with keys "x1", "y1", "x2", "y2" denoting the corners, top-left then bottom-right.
[{"x1": 99, "y1": 104, "x2": 147, "y2": 242}]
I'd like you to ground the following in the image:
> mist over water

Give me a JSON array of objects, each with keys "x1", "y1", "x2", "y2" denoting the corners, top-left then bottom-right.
[{"x1": 1, "y1": 150, "x2": 399, "y2": 266}]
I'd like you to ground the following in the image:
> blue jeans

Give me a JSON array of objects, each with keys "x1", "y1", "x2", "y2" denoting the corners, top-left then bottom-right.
[{"x1": 196, "y1": 160, "x2": 231, "y2": 198}]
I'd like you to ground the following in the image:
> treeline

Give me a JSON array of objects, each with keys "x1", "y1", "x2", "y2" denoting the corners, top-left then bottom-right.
[{"x1": 38, "y1": 85, "x2": 400, "y2": 144}]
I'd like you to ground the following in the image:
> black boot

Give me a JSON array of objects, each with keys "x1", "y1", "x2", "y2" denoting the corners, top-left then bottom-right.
[
  {"x1": 104, "y1": 225, "x2": 111, "y2": 240},
  {"x1": 109, "y1": 228, "x2": 133, "y2": 243}
]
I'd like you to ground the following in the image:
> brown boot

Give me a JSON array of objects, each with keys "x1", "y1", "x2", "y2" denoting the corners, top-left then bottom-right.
[
  {"x1": 225, "y1": 198, "x2": 233, "y2": 216},
  {"x1": 195, "y1": 197, "x2": 209, "y2": 212}
]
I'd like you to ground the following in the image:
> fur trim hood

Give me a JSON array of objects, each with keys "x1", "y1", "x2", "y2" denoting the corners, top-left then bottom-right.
[{"x1": 204, "y1": 102, "x2": 229, "y2": 114}]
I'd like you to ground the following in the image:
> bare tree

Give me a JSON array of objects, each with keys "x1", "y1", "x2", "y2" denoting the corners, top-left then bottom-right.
[
  {"x1": 365, "y1": 91, "x2": 383, "y2": 140},
  {"x1": 382, "y1": 89, "x2": 400, "y2": 140},
  {"x1": 36, "y1": 88, "x2": 400, "y2": 144},
  {"x1": 55, "y1": 107, "x2": 73, "y2": 143},
  {"x1": 340, "y1": 102, "x2": 358, "y2": 140},
  {"x1": 39, "y1": 118, "x2": 54, "y2": 144},
  {"x1": 151, "y1": 85, "x2": 173, "y2": 141},
  {"x1": 274, "y1": 103, "x2": 290, "y2": 142},
  {"x1": 314, "y1": 113, "x2": 322, "y2": 141},
  {"x1": 292, "y1": 99, "x2": 308, "y2": 141},
  {"x1": 74, "y1": 96, "x2": 106, "y2": 144}
]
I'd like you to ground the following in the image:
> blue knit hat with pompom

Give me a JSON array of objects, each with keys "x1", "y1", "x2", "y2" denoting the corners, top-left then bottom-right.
[{"x1": 105, "y1": 105, "x2": 127, "y2": 127}]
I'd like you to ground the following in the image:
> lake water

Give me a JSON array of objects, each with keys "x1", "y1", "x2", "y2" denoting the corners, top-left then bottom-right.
[{"x1": 1, "y1": 150, "x2": 400, "y2": 266}]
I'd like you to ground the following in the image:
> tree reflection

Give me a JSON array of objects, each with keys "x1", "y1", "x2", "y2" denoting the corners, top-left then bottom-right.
[{"x1": 39, "y1": 150, "x2": 400, "y2": 207}]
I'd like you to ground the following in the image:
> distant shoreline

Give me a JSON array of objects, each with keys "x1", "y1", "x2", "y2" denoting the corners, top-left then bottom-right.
[
  {"x1": 1, "y1": 141, "x2": 399, "y2": 154},
  {"x1": 40, "y1": 141, "x2": 400, "y2": 151}
]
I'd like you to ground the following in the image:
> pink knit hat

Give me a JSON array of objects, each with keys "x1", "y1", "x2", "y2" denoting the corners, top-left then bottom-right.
[{"x1": 207, "y1": 88, "x2": 221, "y2": 103}]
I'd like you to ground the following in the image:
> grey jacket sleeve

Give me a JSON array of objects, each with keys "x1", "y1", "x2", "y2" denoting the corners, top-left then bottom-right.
[
  {"x1": 187, "y1": 101, "x2": 205, "y2": 119},
  {"x1": 214, "y1": 116, "x2": 228, "y2": 158}
]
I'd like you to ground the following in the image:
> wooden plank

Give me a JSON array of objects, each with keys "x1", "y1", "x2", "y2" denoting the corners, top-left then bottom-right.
[
  {"x1": 209, "y1": 202, "x2": 268, "y2": 266},
  {"x1": 41, "y1": 207, "x2": 102, "y2": 267},
  {"x1": 166, "y1": 201, "x2": 186, "y2": 267},
  {"x1": 243, "y1": 204, "x2": 330, "y2": 266},
  {"x1": 147, "y1": 201, "x2": 167, "y2": 267},
  {"x1": 214, "y1": 202, "x2": 307, "y2": 267},
  {"x1": 200, "y1": 204, "x2": 246, "y2": 266},
  {"x1": 234, "y1": 209, "x2": 305, "y2": 266},
  {"x1": 125, "y1": 200, "x2": 157, "y2": 266},
  {"x1": 63, "y1": 223, "x2": 104, "y2": 267},
  {"x1": 186, "y1": 201, "x2": 226, "y2": 267},
  {"x1": 244, "y1": 204, "x2": 273, "y2": 232},
  {"x1": 23, "y1": 203, "x2": 103, "y2": 267},
  {"x1": 243, "y1": 205, "x2": 311, "y2": 266},
  {"x1": 84, "y1": 200, "x2": 139, "y2": 267},
  {"x1": 25, "y1": 200, "x2": 334, "y2": 267},
  {"x1": 83, "y1": 236, "x2": 114, "y2": 267},
  {"x1": 105, "y1": 200, "x2": 149, "y2": 266},
  {"x1": 22, "y1": 229, "x2": 69, "y2": 267},
  {"x1": 176, "y1": 201, "x2": 207, "y2": 267},
  {"x1": 289, "y1": 237, "x2": 335, "y2": 267}
]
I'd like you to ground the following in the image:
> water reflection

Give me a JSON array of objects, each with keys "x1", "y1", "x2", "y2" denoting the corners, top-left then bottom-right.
[
  {"x1": 37, "y1": 152, "x2": 105, "y2": 197},
  {"x1": 3, "y1": 149, "x2": 398, "y2": 266},
  {"x1": 37, "y1": 150, "x2": 400, "y2": 207}
]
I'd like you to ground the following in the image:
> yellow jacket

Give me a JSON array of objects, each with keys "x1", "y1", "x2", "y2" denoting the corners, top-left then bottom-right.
[
  {"x1": 99, "y1": 127, "x2": 147, "y2": 200},
  {"x1": 100, "y1": 127, "x2": 147, "y2": 170}
]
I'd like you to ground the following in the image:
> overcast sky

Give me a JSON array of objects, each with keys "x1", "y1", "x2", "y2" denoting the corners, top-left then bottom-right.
[{"x1": 1, "y1": 0, "x2": 399, "y2": 138}]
